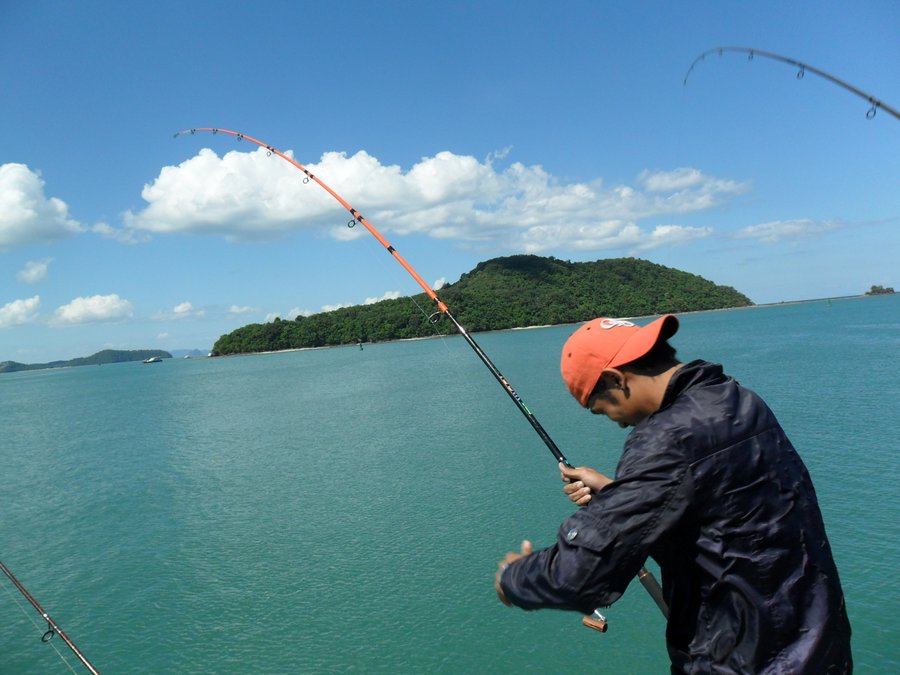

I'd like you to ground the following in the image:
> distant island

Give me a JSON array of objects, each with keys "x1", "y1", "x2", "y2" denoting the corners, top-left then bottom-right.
[
  {"x1": 212, "y1": 255, "x2": 753, "y2": 355},
  {"x1": 0, "y1": 349, "x2": 172, "y2": 374},
  {"x1": 865, "y1": 285, "x2": 895, "y2": 296}
]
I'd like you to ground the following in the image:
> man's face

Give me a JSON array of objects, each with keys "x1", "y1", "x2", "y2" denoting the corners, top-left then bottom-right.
[{"x1": 586, "y1": 372, "x2": 647, "y2": 428}]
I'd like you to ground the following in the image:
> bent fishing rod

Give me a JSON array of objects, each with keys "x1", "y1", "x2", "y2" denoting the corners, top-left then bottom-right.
[
  {"x1": 0, "y1": 560, "x2": 100, "y2": 674},
  {"x1": 175, "y1": 127, "x2": 669, "y2": 629},
  {"x1": 684, "y1": 46, "x2": 899, "y2": 121}
]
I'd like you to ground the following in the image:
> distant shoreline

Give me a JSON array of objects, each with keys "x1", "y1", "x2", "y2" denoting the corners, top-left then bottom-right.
[{"x1": 5, "y1": 294, "x2": 887, "y2": 371}]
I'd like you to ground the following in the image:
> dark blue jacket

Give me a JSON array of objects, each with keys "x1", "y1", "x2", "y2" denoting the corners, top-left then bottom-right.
[{"x1": 501, "y1": 361, "x2": 851, "y2": 673}]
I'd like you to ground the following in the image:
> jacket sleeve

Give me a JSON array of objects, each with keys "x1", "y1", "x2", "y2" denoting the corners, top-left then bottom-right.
[{"x1": 500, "y1": 425, "x2": 691, "y2": 614}]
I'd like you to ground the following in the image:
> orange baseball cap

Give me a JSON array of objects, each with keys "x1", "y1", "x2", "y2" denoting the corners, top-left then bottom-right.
[{"x1": 560, "y1": 315, "x2": 679, "y2": 406}]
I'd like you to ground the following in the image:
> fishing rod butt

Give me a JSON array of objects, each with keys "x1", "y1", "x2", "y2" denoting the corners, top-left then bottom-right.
[{"x1": 638, "y1": 567, "x2": 670, "y2": 619}]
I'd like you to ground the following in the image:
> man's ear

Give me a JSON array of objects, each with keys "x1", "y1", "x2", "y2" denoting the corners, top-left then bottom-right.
[{"x1": 600, "y1": 368, "x2": 626, "y2": 389}]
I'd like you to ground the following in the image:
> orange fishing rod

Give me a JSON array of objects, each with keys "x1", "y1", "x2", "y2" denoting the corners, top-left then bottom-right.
[
  {"x1": 0, "y1": 560, "x2": 100, "y2": 674},
  {"x1": 175, "y1": 127, "x2": 669, "y2": 628}
]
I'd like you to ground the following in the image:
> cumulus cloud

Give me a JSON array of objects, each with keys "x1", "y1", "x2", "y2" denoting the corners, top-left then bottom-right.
[
  {"x1": 635, "y1": 224, "x2": 713, "y2": 250},
  {"x1": 126, "y1": 147, "x2": 748, "y2": 252},
  {"x1": 16, "y1": 258, "x2": 53, "y2": 284},
  {"x1": 0, "y1": 295, "x2": 41, "y2": 328},
  {"x1": 735, "y1": 219, "x2": 841, "y2": 243},
  {"x1": 53, "y1": 294, "x2": 133, "y2": 325},
  {"x1": 174, "y1": 301, "x2": 205, "y2": 318},
  {"x1": 0, "y1": 164, "x2": 82, "y2": 247},
  {"x1": 153, "y1": 301, "x2": 205, "y2": 320}
]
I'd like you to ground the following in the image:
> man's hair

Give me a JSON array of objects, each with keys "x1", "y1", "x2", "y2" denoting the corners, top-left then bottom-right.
[
  {"x1": 620, "y1": 339, "x2": 680, "y2": 376},
  {"x1": 589, "y1": 340, "x2": 680, "y2": 402}
]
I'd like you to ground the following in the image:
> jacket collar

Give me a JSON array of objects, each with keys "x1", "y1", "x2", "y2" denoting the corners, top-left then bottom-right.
[{"x1": 659, "y1": 360, "x2": 725, "y2": 410}]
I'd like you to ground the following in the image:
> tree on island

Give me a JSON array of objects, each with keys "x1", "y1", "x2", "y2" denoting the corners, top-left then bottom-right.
[{"x1": 866, "y1": 285, "x2": 895, "y2": 296}]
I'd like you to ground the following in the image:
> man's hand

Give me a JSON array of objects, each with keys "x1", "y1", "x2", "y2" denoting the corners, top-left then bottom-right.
[
  {"x1": 494, "y1": 539, "x2": 533, "y2": 606},
  {"x1": 560, "y1": 462, "x2": 612, "y2": 506}
]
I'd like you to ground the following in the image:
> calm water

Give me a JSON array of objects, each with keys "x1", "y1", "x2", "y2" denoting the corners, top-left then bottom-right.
[{"x1": 1, "y1": 294, "x2": 898, "y2": 674}]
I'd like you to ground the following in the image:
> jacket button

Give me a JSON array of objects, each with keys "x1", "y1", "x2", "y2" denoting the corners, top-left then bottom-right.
[{"x1": 566, "y1": 528, "x2": 578, "y2": 541}]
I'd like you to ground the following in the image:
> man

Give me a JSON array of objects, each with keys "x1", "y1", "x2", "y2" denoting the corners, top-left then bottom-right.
[{"x1": 494, "y1": 315, "x2": 851, "y2": 673}]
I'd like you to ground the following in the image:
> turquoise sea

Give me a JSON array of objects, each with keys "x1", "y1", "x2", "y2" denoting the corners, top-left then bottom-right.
[{"x1": 1, "y1": 294, "x2": 898, "y2": 674}]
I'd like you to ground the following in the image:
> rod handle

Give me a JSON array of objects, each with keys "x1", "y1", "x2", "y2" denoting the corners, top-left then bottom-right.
[
  {"x1": 581, "y1": 610, "x2": 608, "y2": 633},
  {"x1": 638, "y1": 567, "x2": 670, "y2": 619}
]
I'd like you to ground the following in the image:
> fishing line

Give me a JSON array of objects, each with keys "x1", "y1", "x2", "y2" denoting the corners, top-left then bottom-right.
[
  {"x1": 684, "y1": 46, "x2": 899, "y2": 121},
  {"x1": 175, "y1": 127, "x2": 669, "y2": 629},
  {"x1": 0, "y1": 577, "x2": 80, "y2": 674},
  {"x1": 407, "y1": 292, "x2": 457, "y2": 359},
  {"x1": 0, "y1": 560, "x2": 100, "y2": 674}
]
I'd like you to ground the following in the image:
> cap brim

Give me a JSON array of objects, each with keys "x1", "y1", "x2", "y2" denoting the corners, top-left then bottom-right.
[{"x1": 607, "y1": 314, "x2": 679, "y2": 369}]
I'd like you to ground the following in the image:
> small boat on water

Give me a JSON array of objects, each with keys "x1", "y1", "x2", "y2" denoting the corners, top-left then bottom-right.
[{"x1": 143, "y1": 356, "x2": 162, "y2": 363}]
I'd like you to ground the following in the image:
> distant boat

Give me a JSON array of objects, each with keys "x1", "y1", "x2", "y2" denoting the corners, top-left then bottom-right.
[{"x1": 143, "y1": 356, "x2": 162, "y2": 364}]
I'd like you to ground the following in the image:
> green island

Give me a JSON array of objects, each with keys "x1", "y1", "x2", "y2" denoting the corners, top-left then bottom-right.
[
  {"x1": 212, "y1": 255, "x2": 752, "y2": 355},
  {"x1": 865, "y1": 285, "x2": 895, "y2": 296},
  {"x1": 0, "y1": 349, "x2": 172, "y2": 374}
]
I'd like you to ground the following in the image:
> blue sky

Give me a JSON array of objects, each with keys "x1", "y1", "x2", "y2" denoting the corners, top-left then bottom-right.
[{"x1": 2, "y1": 1, "x2": 898, "y2": 363}]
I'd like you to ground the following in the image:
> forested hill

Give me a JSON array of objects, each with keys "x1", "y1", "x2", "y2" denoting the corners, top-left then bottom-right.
[
  {"x1": 0, "y1": 349, "x2": 172, "y2": 374},
  {"x1": 212, "y1": 256, "x2": 752, "y2": 355}
]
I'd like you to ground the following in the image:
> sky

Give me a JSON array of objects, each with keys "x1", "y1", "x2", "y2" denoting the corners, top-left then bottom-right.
[{"x1": 1, "y1": 1, "x2": 898, "y2": 363}]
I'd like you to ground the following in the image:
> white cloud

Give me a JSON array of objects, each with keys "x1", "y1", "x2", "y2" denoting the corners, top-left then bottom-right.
[
  {"x1": 92, "y1": 221, "x2": 150, "y2": 244},
  {"x1": 432, "y1": 277, "x2": 447, "y2": 290},
  {"x1": 635, "y1": 224, "x2": 714, "y2": 250},
  {"x1": 0, "y1": 296, "x2": 41, "y2": 328},
  {"x1": 174, "y1": 301, "x2": 204, "y2": 318},
  {"x1": 735, "y1": 219, "x2": 841, "y2": 243},
  {"x1": 638, "y1": 168, "x2": 704, "y2": 192},
  {"x1": 153, "y1": 301, "x2": 205, "y2": 321},
  {"x1": 16, "y1": 258, "x2": 53, "y2": 284},
  {"x1": 364, "y1": 291, "x2": 401, "y2": 304},
  {"x1": 127, "y1": 147, "x2": 749, "y2": 252},
  {"x1": 0, "y1": 164, "x2": 82, "y2": 247},
  {"x1": 53, "y1": 294, "x2": 133, "y2": 325}
]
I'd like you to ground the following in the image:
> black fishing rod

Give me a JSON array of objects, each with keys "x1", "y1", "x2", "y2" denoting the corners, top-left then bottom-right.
[
  {"x1": 684, "y1": 45, "x2": 899, "y2": 121},
  {"x1": 0, "y1": 560, "x2": 100, "y2": 674},
  {"x1": 175, "y1": 127, "x2": 670, "y2": 629}
]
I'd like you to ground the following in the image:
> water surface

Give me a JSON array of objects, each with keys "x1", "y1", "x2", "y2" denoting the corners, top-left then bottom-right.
[{"x1": 1, "y1": 294, "x2": 897, "y2": 673}]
